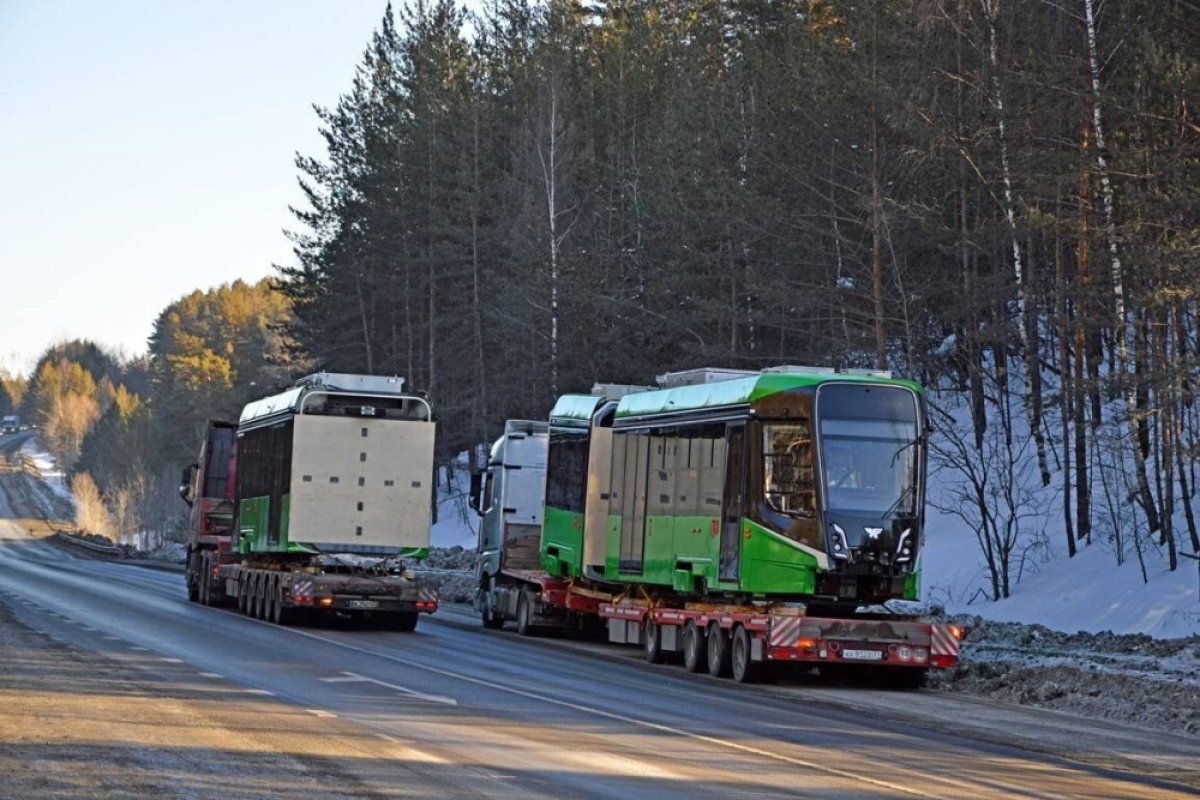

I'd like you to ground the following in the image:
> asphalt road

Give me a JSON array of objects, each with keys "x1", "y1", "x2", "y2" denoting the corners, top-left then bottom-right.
[{"x1": 0, "y1": 453, "x2": 1195, "y2": 798}]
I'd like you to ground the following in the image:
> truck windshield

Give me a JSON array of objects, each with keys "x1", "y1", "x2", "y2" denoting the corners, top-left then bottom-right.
[
  {"x1": 763, "y1": 423, "x2": 816, "y2": 516},
  {"x1": 818, "y1": 385, "x2": 919, "y2": 517}
]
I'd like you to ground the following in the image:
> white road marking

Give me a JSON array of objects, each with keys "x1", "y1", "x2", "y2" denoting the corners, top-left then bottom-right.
[
  {"x1": 320, "y1": 671, "x2": 457, "y2": 706},
  {"x1": 160, "y1": 657, "x2": 184, "y2": 663},
  {"x1": 306, "y1": 709, "x2": 338, "y2": 718},
  {"x1": 282, "y1": 626, "x2": 940, "y2": 798},
  {"x1": 242, "y1": 689, "x2": 274, "y2": 696},
  {"x1": 104, "y1": 636, "x2": 121, "y2": 641},
  {"x1": 198, "y1": 672, "x2": 223, "y2": 679}
]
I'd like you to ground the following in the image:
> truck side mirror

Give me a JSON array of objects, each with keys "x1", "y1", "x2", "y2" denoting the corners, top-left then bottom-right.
[
  {"x1": 179, "y1": 463, "x2": 197, "y2": 506},
  {"x1": 468, "y1": 469, "x2": 483, "y2": 517}
]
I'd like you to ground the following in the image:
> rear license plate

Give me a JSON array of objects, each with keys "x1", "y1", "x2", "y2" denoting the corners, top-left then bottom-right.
[
  {"x1": 841, "y1": 649, "x2": 884, "y2": 661},
  {"x1": 347, "y1": 600, "x2": 379, "y2": 609}
]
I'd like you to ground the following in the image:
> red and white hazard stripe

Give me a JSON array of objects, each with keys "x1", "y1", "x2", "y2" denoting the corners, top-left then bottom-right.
[{"x1": 931, "y1": 624, "x2": 960, "y2": 657}]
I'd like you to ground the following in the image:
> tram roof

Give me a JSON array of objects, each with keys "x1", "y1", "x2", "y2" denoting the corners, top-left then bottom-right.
[
  {"x1": 614, "y1": 371, "x2": 921, "y2": 421},
  {"x1": 548, "y1": 394, "x2": 605, "y2": 427}
]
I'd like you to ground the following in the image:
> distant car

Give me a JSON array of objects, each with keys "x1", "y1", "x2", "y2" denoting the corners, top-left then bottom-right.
[{"x1": 1, "y1": 415, "x2": 18, "y2": 435}]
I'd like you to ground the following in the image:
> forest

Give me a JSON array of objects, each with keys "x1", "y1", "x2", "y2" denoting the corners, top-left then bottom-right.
[{"x1": 4, "y1": 0, "x2": 1195, "y2": 600}]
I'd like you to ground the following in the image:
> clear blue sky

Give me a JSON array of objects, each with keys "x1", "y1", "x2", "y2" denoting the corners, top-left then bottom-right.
[{"x1": 0, "y1": 1, "x2": 413, "y2": 374}]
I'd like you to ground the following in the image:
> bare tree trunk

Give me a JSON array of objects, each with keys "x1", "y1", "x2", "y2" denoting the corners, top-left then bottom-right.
[
  {"x1": 1082, "y1": 0, "x2": 1160, "y2": 533},
  {"x1": 1055, "y1": 190, "x2": 1077, "y2": 556},
  {"x1": 470, "y1": 92, "x2": 488, "y2": 444},
  {"x1": 870, "y1": 7, "x2": 887, "y2": 371}
]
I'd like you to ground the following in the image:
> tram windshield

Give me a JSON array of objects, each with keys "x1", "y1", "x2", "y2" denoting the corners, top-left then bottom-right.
[{"x1": 818, "y1": 385, "x2": 919, "y2": 517}]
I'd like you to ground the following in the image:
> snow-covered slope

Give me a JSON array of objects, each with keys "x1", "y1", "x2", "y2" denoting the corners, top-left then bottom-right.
[
  {"x1": 921, "y1": 502, "x2": 1199, "y2": 638},
  {"x1": 919, "y1": 386, "x2": 1200, "y2": 639}
]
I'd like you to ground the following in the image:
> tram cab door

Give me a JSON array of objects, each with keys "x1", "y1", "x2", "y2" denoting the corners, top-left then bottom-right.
[{"x1": 719, "y1": 424, "x2": 746, "y2": 582}]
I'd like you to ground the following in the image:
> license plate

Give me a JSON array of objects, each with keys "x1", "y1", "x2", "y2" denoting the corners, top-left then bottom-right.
[
  {"x1": 841, "y1": 649, "x2": 884, "y2": 661},
  {"x1": 347, "y1": 600, "x2": 379, "y2": 609}
]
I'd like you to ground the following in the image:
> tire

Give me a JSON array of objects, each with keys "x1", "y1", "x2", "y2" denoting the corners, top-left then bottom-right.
[
  {"x1": 682, "y1": 620, "x2": 707, "y2": 673},
  {"x1": 237, "y1": 582, "x2": 247, "y2": 614},
  {"x1": 199, "y1": 555, "x2": 211, "y2": 606},
  {"x1": 644, "y1": 621, "x2": 665, "y2": 664},
  {"x1": 186, "y1": 573, "x2": 199, "y2": 603},
  {"x1": 731, "y1": 625, "x2": 760, "y2": 684},
  {"x1": 391, "y1": 611, "x2": 419, "y2": 632},
  {"x1": 480, "y1": 578, "x2": 504, "y2": 630},
  {"x1": 516, "y1": 591, "x2": 534, "y2": 636},
  {"x1": 273, "y1": 584, "x2": 293, "y2": 626},
  {"x1": 706, "y1": 622, "x2": 731, "y2": 678},
  {"x1": 254, "y1": 576, "x2": 267, "y2": 620}
]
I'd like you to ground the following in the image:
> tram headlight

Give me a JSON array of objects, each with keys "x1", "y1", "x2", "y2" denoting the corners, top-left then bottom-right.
[{"x1": 831, "y1": 524, "x2": 850, "y2": 560}]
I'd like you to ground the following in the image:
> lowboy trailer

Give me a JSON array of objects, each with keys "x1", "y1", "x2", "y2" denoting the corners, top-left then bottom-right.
[
  {"x1": 473, "y1": 367, "x2": 963, "y2": 684},
  {"x1": 181, "y1": 372, "x2": 439, "y2": 630}
]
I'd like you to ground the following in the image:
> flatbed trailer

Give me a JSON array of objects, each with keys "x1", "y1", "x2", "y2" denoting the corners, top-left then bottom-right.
[
  {"x1": 600, "y1": 597, "x2": 961, "y2": 684},
  {"x1": 483, "y1": 564, "x2": 959, "y2": 683},
  {"x1": 214, "y1": 559, "x2": 436, "y2": 629}
]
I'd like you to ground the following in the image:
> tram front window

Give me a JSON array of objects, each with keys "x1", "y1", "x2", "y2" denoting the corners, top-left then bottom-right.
[{"x1": 818, "y1": 384, "x2": 920, "y2": 518}]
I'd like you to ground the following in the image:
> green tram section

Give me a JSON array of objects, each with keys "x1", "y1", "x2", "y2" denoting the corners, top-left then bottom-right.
[
  {"x1": 541, "y1": 368, "x2": 927, "y2": 606},
  {"x1": 234, "y1": 373, "x2": 436, "y2": 559}
]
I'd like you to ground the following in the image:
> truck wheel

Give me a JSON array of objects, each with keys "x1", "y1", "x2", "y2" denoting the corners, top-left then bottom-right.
[
  {"x1": 237, "y1": 588, "x2": 247, "y2": 615},
  {"x1": 644, "y1": 621, "x2": 665, "y2": 664},
  {"x1": 731, "y1": 625, "x2": 760, "y2": 684},
  {"x1": 480, "y1": 579, "x2": 504, "y2": 630},
  {"x1": 390, "y1": 611, "x2": 418, "y2": 632},
  {"x1": 706, "y1": 622, "x2": 731, "y2": 678},
  {"x1": 516, "y1": 591, "x2": 534, "y2": 636},
  {"x1": 186, "y1": 574, "x2": 199, "y2": 603},
  {"x1": 682, "y1": 620, "x2": 707, "y2": 673}
]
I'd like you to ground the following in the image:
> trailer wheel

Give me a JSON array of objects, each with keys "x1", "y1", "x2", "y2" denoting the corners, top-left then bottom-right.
[
  {"x1": 254, "y1": 576, "x2": 267, "y2": 620},
  {"x1": 237, "y1": 583, "x2": 247, "y2": 614},
  {"x1": 644, "y1": 621, "x2": 665, "y2": 664},
  {"x1": 682, "y1": 621, "x2": 707, "y2": 673},
  {"x1": 706, "y1": 622, "x2": 731, "y2": 678},
  {"x1": 516, "y1": 591, "x2": 534, "y2": 636},
  {"x1": 731, "y1": 625, "x2": 760, "y2": 684},
  {"x1": 273, "y1": 585, "x2": 293, "y2": 626},
  {"x1": 480, "y1": 578, "x2": 504, "y2": 630}
]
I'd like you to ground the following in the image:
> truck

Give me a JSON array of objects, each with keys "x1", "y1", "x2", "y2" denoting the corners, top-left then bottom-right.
[
  {"x1": 472, "y1": 367, "x2": 962, "y2": 684},
  {"x1": 2, "y1": 415, "x2": 19, "y2": 434},
  {"x1": 180, "y1": 372, "x2": 439, "y2": 630}
]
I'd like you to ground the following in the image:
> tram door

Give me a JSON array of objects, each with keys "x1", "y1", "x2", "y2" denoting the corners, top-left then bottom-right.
[{"x1": 719, "y1": 424, "x2": 746, "y2": 582}]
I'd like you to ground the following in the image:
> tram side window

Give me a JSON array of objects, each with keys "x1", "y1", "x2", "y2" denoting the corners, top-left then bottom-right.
[
  {"x1": 700, "y1": 434, "x2": 726, "y2": 514},
  {"x1": 546, "y1": 431, "x2": 588, "y2": 513},
  {"x1": 763, "y1": 422, "x2": 815, "y2": 515},
  {"x1": 609, "y1": 433, "x2": 627, "y2": 516},
  {"x1": 673, "y1": 436, "x2": 698, "y2": 516},
  {"x1": 646, "y1": 435, "x2": 676, "y2": 516}
]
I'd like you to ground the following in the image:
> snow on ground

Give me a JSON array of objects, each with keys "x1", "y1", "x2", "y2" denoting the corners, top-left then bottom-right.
[
  {"x1": 432, "y1": 461, "x2": 479, "y2": 550},
  {"x1": 19, "y1": 437, "x2": 74, "y2": 508},
  {"x1": 919, "y1": 386, "x2": 1200, "y2": 640}
]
